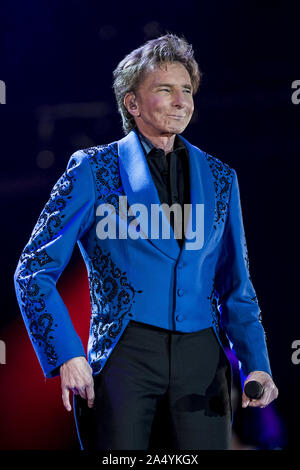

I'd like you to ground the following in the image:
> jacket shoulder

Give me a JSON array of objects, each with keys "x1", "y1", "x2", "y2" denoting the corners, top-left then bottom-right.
[
  {"x1": 202, "y1": 150, "x2": 234, "y2": 178},
  {"x1": 185, "y1": 138, "x2": 234, "y2": 177},
  {"x1": 79, "y1": 141, "x2": 118, "y2": 162},
  {"x1": 198, "y1": 149, "x2": 235, "y2": 225},
  {"x1": 75, "y1": 141, "x2": 121, "y2": 196}
]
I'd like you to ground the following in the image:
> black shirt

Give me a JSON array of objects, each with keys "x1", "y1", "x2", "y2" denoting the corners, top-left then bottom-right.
[{"x1": 136, "y1": 128, "x2": 190, "y2": 248}]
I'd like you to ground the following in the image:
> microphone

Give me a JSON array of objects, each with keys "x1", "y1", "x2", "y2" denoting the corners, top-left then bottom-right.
[{"x1": 244, "y1": 380, "x2": 264, "y2": 399}]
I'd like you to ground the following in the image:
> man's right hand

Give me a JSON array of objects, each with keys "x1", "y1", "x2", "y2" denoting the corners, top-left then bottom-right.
[{"x1": 60, "y1": 356, "x2": 95, "y2": 412}]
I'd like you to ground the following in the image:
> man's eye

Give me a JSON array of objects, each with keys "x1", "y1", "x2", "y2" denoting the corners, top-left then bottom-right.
[
  {"x1": 159, "y1": 88, "x2": 170, "y2": 92},
  {"x1": 183, "y1": 89, "x2": 192, "y2": 93}
]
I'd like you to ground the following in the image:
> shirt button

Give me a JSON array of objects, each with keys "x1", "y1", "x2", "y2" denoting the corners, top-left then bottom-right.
[
  {"x1": 176, "y1": 314, "x2": 184, "y2": 322},
  {"x1": 177, "y1": 262, "x2": 184, "y2": 269},
  {"x1": 177, "y1": 288, "x2": 184, "y2": 297}
]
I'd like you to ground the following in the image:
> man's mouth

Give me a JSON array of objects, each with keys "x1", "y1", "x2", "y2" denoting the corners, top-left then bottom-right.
[{"x1": 168, "y1": 115, "x2": 185, "y2": 119}]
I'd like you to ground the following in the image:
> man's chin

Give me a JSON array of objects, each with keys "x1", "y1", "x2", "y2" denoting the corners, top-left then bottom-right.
[{"x1": 163, "y1": 124, "x2": 188, "y2": 135}]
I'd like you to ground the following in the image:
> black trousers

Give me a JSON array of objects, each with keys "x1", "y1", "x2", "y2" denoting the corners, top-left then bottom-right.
[{"x1": 74, "y1": 321, "x2": 232, "y2": 450}]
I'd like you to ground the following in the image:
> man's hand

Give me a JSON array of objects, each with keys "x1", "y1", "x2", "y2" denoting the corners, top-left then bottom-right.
[
  {"x1": 242, "y1": 370, "x2": 278, "y2": 409},
  {"x1": 60, "y1": 356, "x2": 95, "y2": 412}
]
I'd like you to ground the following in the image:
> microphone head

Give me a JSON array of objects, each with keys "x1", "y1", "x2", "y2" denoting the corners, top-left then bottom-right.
[{"x1": 244, "y1": 380, "x2": 264, "y2": 399}]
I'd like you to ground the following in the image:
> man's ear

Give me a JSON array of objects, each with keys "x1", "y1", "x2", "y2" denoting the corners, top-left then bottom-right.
[{"x1": 124, "y1": 92, "x2": 140, "y2": 117}]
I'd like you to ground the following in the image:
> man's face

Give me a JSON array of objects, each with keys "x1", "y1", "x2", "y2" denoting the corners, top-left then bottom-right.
[{"x1": 130, "y1": 61, "x2": 194, "y2": 136}]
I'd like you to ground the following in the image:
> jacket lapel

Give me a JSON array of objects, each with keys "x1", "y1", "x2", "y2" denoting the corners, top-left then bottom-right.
[
  {"x1": 178, "y1": 135, "x2": 215, "y2": 253},
  {"x1": 117, "y1": 130, "x2": 215, "y2": 260}
]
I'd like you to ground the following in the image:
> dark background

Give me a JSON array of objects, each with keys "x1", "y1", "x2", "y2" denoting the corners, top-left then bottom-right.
[{"x1": 0, "y1": 0, "x2": 299, "y2": 451}]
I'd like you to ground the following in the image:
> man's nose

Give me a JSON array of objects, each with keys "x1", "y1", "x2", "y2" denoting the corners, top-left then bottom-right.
[{"x1": 172, "y1": 91, "x2": 185, "y2": 107}]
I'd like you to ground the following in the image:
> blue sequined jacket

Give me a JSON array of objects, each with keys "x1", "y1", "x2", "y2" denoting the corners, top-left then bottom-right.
[{"x1": 14, "y1": 129, "x2": 272, "y2": 380}]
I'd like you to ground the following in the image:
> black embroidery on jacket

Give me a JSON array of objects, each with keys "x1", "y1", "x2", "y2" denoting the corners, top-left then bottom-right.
[
  {"x1": 88, "y1": 241, "x2": 143, "y2": 374},
  {"x1": 204, "y1": 153, "x2": 233, "y2": 229},
  {"x1": 82, "y1": 143, "x2": 122, "y2": 205},
  {"x1": 15, "y1": 161, "x2": 79, "y2": 367},
  {"x1": 243, "y1": 240, "x2": 259, "y2": 304},
  {"x1": 207, "y1": 278, "x2": 220, "y2": 334},
  {"x1": 15, "y1": 257, "x2": 59, "y2": 366},
  {"x1": 80, "y1": 144, "x2": 145, "y2": 373}
]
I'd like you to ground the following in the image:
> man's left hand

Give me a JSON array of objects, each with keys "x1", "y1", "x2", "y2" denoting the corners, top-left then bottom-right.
[{"x1": 242, "y1": 371, "x2": 278, "y2": 408}]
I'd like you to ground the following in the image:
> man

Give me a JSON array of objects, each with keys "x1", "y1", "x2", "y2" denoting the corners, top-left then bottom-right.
[{"x1": 14, "y1": 34, "x2": 278, "y2": 450}]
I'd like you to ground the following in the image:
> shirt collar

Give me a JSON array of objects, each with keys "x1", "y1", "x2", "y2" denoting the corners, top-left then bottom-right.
[{"x1": 135, "y1": 128, "x2": 186, "y2": 158}]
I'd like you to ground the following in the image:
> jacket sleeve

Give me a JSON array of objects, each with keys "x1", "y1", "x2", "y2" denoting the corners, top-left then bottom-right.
[
  {"x1": 14, "y1": 150, "x2": 95, "y2": 378},
  {"x1": 215, "y1": 168, "x2": 272, "y2": 379}
]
